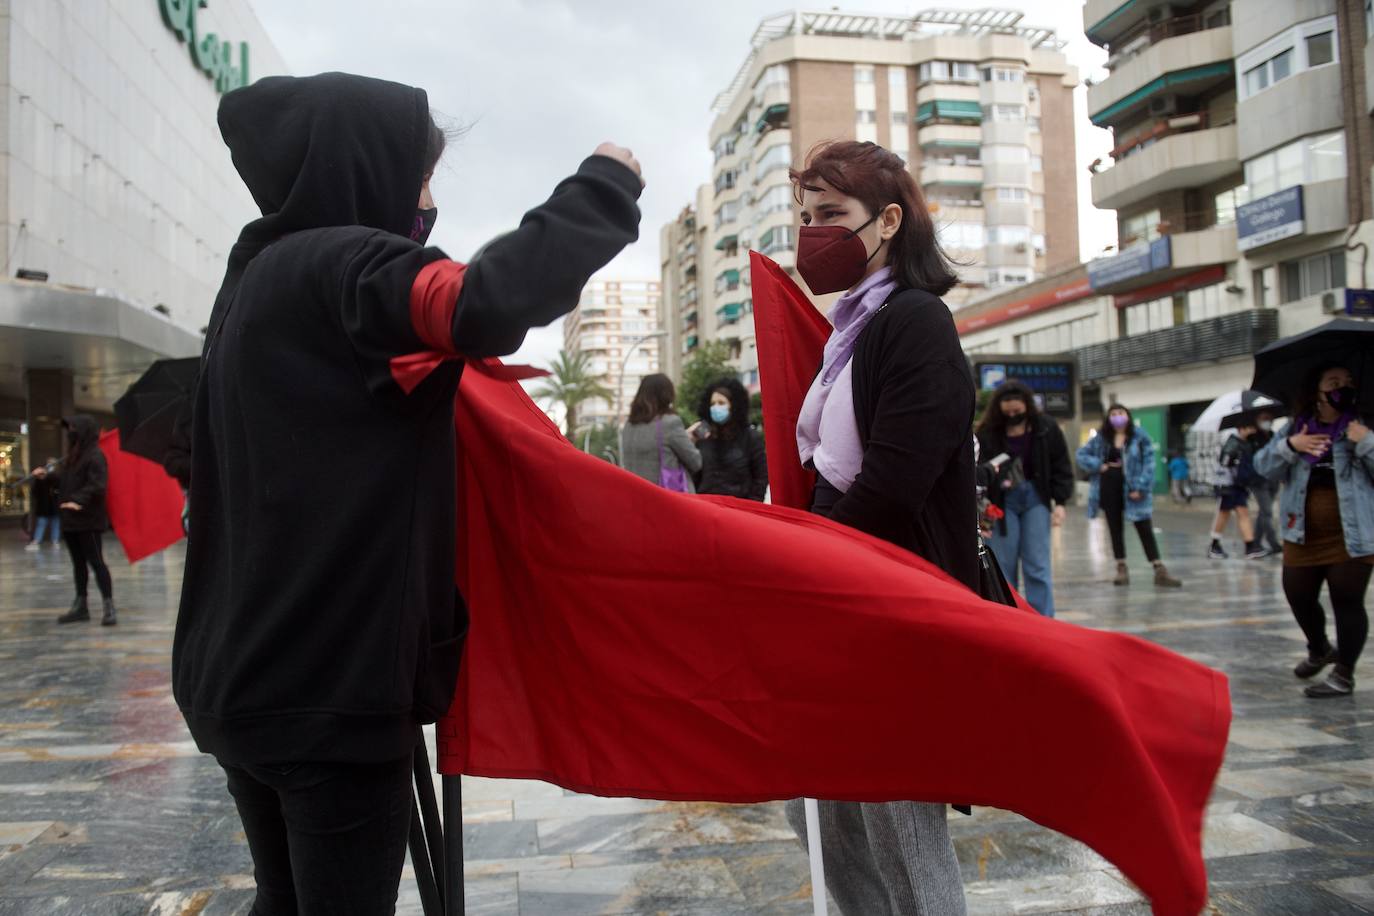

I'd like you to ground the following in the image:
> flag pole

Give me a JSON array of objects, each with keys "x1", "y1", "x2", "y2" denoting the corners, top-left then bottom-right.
[{"x1": 804, "y1": 797, "x2": 828, "y2": 916}]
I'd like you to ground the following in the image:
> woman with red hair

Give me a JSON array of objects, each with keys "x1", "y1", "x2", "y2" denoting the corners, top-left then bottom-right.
[{"x1": 784, "y1": 140, "x2": 972, "y2": 914}]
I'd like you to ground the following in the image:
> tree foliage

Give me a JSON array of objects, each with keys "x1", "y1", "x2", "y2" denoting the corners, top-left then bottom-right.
[{"x1": 529, "y1": 349, "x2": 614, "y2": 438}]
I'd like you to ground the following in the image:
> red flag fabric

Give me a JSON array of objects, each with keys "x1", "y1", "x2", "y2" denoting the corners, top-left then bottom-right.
[
  {"x1": 436, "y1": 364, "x2": 1230, "y2": 915},
  {"x1": 98, "y1": 429, "x2": 184, "y2": 563},
  {"x1": 750, "y1": 250, "x2": 829, "y2": 511}
]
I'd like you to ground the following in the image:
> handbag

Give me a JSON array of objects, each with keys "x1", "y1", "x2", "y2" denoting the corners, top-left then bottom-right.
[
  {"x1": 656, "y1": 418, "x2": 690, "y2": 493},
  {"x1": 977, "y1": 535, "x2": 1016, "y2": 608}
]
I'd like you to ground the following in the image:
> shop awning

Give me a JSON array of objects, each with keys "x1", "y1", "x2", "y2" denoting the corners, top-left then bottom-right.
[{"x1": 915, "y1": 100, "x2": 983, "y2": 124}]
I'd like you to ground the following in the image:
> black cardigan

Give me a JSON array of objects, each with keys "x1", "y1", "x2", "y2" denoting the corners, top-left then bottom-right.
[
  {"x1": 976, "y1": 414, "x2": 1074, "y2": 511},
  {"x1": 826, "y1": 288, "x2": 980, "y2": 592}
]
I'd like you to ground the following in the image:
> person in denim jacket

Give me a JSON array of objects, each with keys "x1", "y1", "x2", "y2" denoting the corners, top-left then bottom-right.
[
  {"x1": 1254, "y1": 363, "x2": 1372, "y2": 698},
  {"x1": 1076, "y1": 404, "x2": 1182, "y2": 588}
]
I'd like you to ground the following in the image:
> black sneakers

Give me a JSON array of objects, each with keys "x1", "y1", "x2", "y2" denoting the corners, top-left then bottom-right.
[
  {"x1": 1294, "y1": 648, "x2": 1339, "y2": 679},
  {"x1": 1305, "y1": 670, "x2": 1354, "y2": 698},
  {"x1": 1207, "y1": 541, "x2": 1228, "y2": 559}
]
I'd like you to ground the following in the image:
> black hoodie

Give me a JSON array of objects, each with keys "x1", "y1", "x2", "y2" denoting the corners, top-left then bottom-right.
[
  {"x1": 172, "y1": 73, "x2": 641, "y2": 764},
  {"x1": 54, "y1": 415, "x2": 108, "y2": 533}
]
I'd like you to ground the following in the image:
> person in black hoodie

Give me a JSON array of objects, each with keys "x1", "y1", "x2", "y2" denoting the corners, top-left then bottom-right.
[
  {"x1": 975, "y1": 380, "x2": 1074, "y2": 617},
  {"x1": 690, "y1": 376, "x2": 767, "y2": 500},
  {"x1": 172, "y1": 72, "x2": 642, "y2": 913},
  {"x1": 785, "y1": 140, "x2": 972, "y2": 915},
  {"x1": 32, "y1": 415, "x2": 117, "y2": 625}
]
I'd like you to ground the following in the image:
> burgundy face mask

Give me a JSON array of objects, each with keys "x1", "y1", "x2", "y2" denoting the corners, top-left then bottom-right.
[{"x1": 796, "y1": 214, "x2": 880, "y2": 295}]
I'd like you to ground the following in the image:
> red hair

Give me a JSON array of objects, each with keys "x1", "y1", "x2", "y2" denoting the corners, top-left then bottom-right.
[{"x1": 790, "y1": 141, "x2": 957, "y2": 296}]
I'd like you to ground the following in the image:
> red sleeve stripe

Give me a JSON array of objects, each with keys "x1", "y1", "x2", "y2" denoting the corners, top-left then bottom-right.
[{"x1": 409, "y1": 259, "x2": 466, "y2": 354}]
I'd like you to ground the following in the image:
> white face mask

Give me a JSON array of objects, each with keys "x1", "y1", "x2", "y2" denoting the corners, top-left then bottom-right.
[{"x1": 1258, "y1": 420, "x2": 1273, "y2": 432}]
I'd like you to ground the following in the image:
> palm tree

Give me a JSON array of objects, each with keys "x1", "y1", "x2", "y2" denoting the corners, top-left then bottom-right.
[{"x1": 530, "y1": 349, "x2": 614, "y2": 439}]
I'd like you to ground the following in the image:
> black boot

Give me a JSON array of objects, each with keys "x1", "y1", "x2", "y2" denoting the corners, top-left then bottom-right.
[
  {"x1": 57, "y1": 596, "x2": 90, "y2": 624},
  {"x1": 100, "y1": 597, "x2": 117, "y2": 627},
  {"x1": 1295, "y1": 646, "x2": 1338, "y2": 679},
  {"x1": 1305, "y1": 665, "x2": 1354, "y2": 698}
]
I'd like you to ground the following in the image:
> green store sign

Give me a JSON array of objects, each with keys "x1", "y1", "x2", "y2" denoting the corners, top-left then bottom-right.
[{"x1": 159, "y1": 0, "x2": 250, "y2": 94}]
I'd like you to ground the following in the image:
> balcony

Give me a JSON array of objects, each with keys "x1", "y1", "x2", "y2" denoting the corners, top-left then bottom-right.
[
  {"x1": 920, "y1": 161, "x2": 983, "y2": 188},
  {"x1": 1086, "y1": 0, "x2": 1188, "y2": 48},
  {"x1": 983, "y1": 161, "x2": 1031, "y2": 188},
  {"x1": 917, "y1": 123, "x2": 981, "y2": 150},
  {"x1": 1075, "y1": 309, "x2": 1278, "y2": 382},
  {"x1": 1090, "y1": 118, "x2": 1238, "y2": 210},
  {"x1": 1087, "y1": 223, "x2": 1237, "y2": 294},
  {"x1": 717, "y1": 301, "x2": 743, "y2": 325},
  {"x1": 755, "y1": 101, "x2": 790, "y2": 135},
  {"x1": 915, "y1": 99, "x2": 983, "y2": 126},
  {"x1": 1088, "y1": 26, "x2": 1234, "y2": 128}
]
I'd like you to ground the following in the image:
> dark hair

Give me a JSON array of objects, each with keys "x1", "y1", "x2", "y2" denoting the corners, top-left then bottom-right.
[
  {"x1": 1293, "y1": 361, "x2": 1352, "y2": 420},
  {"x1": 628, "y1": 374, "x2": 676, "y2": 424},
  {"x1": 790, "y1": 140, "x2": 958, "y2": 296},
  {"x1": 697, "y1": 376, "x2": 750, "y2": 440},
  {"x1": 423, "y1": 113, "x2": 447, "y2": 177},
  {"x1": 976, "y1": 380, "x2": 1038, "y2": 436},
  {"x1": 1099, "y1": 403, "x2": 1135, "y2": 442}
]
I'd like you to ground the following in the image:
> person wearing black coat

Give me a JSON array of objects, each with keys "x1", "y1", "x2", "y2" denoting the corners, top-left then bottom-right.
[
  {"x1": 32, "y1": 415, "x2": 116, "y2": 625},
  {"x1": 784, "y1": 140, "x2": 972, "y2": 915},
  {"x1": 172, "y1": 73, "x2": 642, "y2": 913},
  {"x1": 691, "y1": 376, "x2": 767, "y2": 500},
  {"x1": 25, "y1": 461, "x2": 61, "y2": 547},
  {"x1": 975, "y1": 381, "x2": 1074, "y2": 617}
]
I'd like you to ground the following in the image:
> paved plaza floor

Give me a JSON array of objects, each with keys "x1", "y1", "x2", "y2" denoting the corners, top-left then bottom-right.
[{"x1": 0, "y1": 505, "x2": 1371, "y2": 914}]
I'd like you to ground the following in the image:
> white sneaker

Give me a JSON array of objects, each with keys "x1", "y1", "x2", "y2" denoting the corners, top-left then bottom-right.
[{"x1": 24, "y1": 542, "x2": 39, "y2": 551}]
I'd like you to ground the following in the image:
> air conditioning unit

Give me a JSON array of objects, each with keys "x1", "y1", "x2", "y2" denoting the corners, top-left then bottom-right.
[
  {"x1": 1147, "y1": 6, "x2": 1169, "y2": 23},
  {"x1": 1149, "y1": 96, "x2": 1177, "y2": 117},
  {"x1": 1014, "y1": 242, "x2": 1028, "y2": 252},
  {"x1": 1322, "y1": 291, "x2": 1340, "y2": 313}
]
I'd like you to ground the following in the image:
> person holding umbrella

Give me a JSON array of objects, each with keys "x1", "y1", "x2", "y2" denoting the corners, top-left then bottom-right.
[
  {"x1": 31, "y1": 416, "x2": 117, "y2": 625},
  {"x1": 1254, "y1": 363, "x2": 1373, "y2": 698}
]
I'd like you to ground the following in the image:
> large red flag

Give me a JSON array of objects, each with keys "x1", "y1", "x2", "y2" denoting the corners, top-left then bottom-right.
[
  {"x1": 435, "y1": 360, "x2": 1230, "y2": 915},
  {"x1": 98, "y1": 429, "x2": 184, "y2": 563}
]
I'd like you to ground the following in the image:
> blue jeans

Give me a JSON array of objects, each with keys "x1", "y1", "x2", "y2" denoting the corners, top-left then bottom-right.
[
  {"x1": 33, "y1": 514, "x2": 60, "y2": 543},
  {"x1": 990, "y1": 481, "x2": 1054, "y2": 617}
]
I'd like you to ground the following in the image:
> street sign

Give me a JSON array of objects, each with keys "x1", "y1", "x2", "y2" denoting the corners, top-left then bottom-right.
[
  {"x1": 1237, "y1": 185, "x2": 1304, "y2": 251},
  {"x1": 974, "y1": 359, "x2": 1076, "y2": 417}
]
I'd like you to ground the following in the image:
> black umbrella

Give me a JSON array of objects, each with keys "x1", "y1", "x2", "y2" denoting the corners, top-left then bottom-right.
[
  {"x1": 1219, "y1": 391, "x2": 1287, "y2": 430},
  {"x1": 1251, "y1": 318, "x2": 1374, "y2": 410},
  {"x1": 114, "y1": 357, "x2": 199, "y2": 463}
]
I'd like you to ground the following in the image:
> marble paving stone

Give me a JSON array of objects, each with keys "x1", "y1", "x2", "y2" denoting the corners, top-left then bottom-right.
[
  {"x1": 462, "y1": 853, "x2": 574, "y2": 877},
  {"x1": 460, "y1": 799, "x2": 514, "y2": 823},
  {"x1": 1207, "y1": 882, "x2": 1372, "y2": 914},
  {"x1": 1227, "y1": 721, "x2": 1352, "y2": 750},
  {"x1": 460, "y1": 775, "x2": 566, "y2": 802},
  {"x1": 462, "y1": 819, "x2": 540, "y2": 859},
  {"x1": 1322, "y1": 873, "x2": 1374, "y2": 911},
  {"x1": 0, "y1": 821, "x2": 52, "y2": 849},
  {"x1": 963, "y1": 869, "x2": 1142, "y2": 914},
  {"x1": 514, "y1": 795, "x2": 668, "y2": 821},
  {"x1": 1217, "y1": 765, "x2": 1349, "y2": 800},
  {"x1": 1199, "y1": 812, "x2": 1312, "y2": 858},
  {"x1": 518, "y1": 858, "x2": 747, "y2": 916}
]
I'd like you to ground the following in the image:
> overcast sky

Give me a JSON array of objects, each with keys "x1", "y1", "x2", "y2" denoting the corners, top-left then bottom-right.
[{"x1": 251, "y1": 0, "x2": 1115, "y2": 369}]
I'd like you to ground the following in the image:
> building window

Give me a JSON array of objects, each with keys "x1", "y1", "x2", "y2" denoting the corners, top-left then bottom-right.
[
  {"x1": 756, "y1": 185, "x2": 792, "y2": 216},
  {"x1": 917, "y1": 60, "x2": 976, "y2": 83},
  {"x1": 854, "y1": 64, "x2": 875, "y2": 84},
  {"x1": 1030, "y1": 155, "x2": 1043, "y2": 172},
  {"x1": 1032, "y1": 193, "x2": 1045, "y2": 209},
  {"x1": 1280, "y1": 249, "x2": 1346, "y2": 302},
  {"x1": 756, "y1": 143, "x2": 791, "y2": 179},
  {"x1": 713, "y1": 135, "x2": 736, "y2": 163},
  {"x1": 1015, "y1": 315, "x2": 1097, "y2": 354},
  {"x1": 1032, "y1": 233, "x2": 1046, "y2": 256},
  {"x1": 1306, "y1": 31, "x2": 1334, "y2": 66},
  {"x1": 1244, "y1": 130, "x2": 1346, "y2": 197},
  {"x1": 987, "y1": 225, "x2": 1031, "y2": 245},
  {"x1": 1119, "y1": 209, "x2": 1161, "y2": 246},
  {"x1": 982, "y1": 144, "x2": 1029, "y2": 163},
  {"x1": 714, "y1": 199, "x2": 740, "y2": 229},
  {"x1": 1184, "y1": 283, "x2": 1246, "y2": 322},
  {"x1": 980, "y1": 67, "x2": 1023, "y2": 82},
  {"x1": 1122, "y1": 296, "x2": 1175, "y2": 336},
  {"x1": 982, "y1": 104, "x2": 1026, "y2": 122},
  {"x1": 937, "y1": 221, "x2": 985, "y2": 249},
  {"x1": 995, "y1": 186, "x2": 1029, "y2": 201},
  {"x1": 759, "y1": 225, "x2": 795, "y2": 255},
  {"x1": 856, "y1": 110, "x2": 877, "y2": 124},
  {"x1": 1237, "y1": 15, "x2": 1339, "y2": 100},
  {"x1": 986, "y1": 268, "x2": 1032, "y2": 288},
  {"x1": 1253, "y1": 268, "x2": 1268, "y2": 307}
]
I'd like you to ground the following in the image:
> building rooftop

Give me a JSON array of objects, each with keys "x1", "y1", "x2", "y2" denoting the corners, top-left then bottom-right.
[{"x1": 712, "y1": 7, "x2": 1067, "y2": 113}]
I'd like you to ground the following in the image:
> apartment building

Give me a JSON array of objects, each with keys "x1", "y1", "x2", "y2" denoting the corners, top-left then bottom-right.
[
  {"x1": 662, "y1": 8, "x2": 1082, "y2": 391},
  {"x1": 955, "y1": 0, "x2": 1374, "y2": 488},
  {"x1": 562, "y1": 280, "x2": 663, "y2": 430}
]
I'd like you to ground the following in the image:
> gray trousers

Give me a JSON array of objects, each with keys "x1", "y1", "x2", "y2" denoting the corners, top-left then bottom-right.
[
  {"x1": 785, "y1": 798, "x2": 967, "y2": 915},
  {"x1": 1252, "y1": 481, "x2": 1282, "y2": 551}
]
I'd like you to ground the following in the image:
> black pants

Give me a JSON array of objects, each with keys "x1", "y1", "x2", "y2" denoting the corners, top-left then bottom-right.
[
  {"x1": 63, "y1": 531, "x2": 112, "y2": 599},
  {"x1": 1099, "y1": 469, "x2": 1160, "y2": 562},
  {"x1": 221, "y1": 755, "x2": 414, "y2": 915},
  {"x1": 1282, "y1": 562, "x2": 1371, "y2": 671}
]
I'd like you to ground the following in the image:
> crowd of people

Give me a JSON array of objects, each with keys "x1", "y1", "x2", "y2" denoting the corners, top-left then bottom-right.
[{"x1": 3, "y1": 70, "x2": 1367, "y2": 915}]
